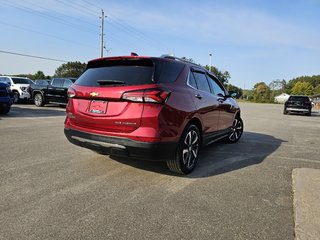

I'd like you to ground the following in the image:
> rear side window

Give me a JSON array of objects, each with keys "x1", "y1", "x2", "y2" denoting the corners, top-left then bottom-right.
[
  {"x1": 192, "y1": 71, "x2": 211, "y2": 93},
  {"x1": 75, "y1": 58, "x2": 154, "y2": 87},
  {"x1": 12, "y1": 78, "x2": 29, "y2": 84},
  {"x1": 153, "y1": 59, "x2": 185, "y2": 83}
]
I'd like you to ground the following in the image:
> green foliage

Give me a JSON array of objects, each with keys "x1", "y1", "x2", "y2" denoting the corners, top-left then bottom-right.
[
  {"x1": 204, "y1": 65, "x2": 230, "y2": 85},
  {"x1": 285, "y1": 75, "x2": 320, "y2": 94},
  {"x1": 291, "y1": 81, "x2": 314, "y2": 95},
  {"x1": 54, "y1": 61, "x2": 86, "y2": 78},
  {"x1": 181, "y1": 57, "x2": 195, "y2": 63},
  {"x1": 33, "y1": 71, "x2": 46, "y2": 80},
  {"x1": 226, "y1": 84, "x2": 243, "y2": 98},
  {"x1": 13, "y1": 71, "x2": 50, "y2": 80},
  {"x1": 252, "y1": 82, "x2": 273, "y2": 103},
  {"x1": 314, "y1": 85, "x2": 320, "y2": 95}
]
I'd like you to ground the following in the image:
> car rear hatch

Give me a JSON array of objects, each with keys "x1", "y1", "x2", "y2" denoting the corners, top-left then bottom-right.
[
  {"x1": 66, "y1": 57, "x2": 164, "y2": 133},
  {"x1": 286, "y1": 96, "x2": 311, "y2": 109}
]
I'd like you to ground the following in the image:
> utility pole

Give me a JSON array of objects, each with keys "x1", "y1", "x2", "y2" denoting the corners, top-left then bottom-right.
[{"x1": 100, "y1": 9, "x2": 106, "y2": 58}]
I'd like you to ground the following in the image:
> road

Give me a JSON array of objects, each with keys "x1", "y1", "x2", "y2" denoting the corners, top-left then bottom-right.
[{"x1": 0, "y1": 103, "x2": 319, "y2": 240}]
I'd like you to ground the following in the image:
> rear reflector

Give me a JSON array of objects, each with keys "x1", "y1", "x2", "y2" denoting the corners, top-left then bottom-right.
[{"x1": 122, "y1": 89, "x2": 170, "y2": 104}]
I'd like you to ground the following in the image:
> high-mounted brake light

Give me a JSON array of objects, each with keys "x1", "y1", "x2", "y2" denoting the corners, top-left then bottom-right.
[
  {"x1": 122, "y1": 89, "x2": 170, "y2": 104},
  {"x1": 67, "y1": 87, "x2": 76, "y2": 98}
]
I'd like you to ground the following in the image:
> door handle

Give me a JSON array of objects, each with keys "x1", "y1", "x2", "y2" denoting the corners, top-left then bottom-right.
[{"x1": 195, "y1": 94, "x2": 202, "y2": 99}]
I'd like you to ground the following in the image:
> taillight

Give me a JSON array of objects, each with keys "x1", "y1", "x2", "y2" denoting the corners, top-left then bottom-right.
[
  {"x1": 122, "y1": 89, "x2": 170, "y2": 104},
  {"x1": 67, "y1": 87, "x2": 76, "y2": 98}
]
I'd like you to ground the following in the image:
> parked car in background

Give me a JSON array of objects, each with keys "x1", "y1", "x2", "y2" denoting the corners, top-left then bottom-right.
[
  {"x1": 0, "y1": 76, "x2": 31, "y2": 103},
  {"x1": 64, "y1": 55, "x2": 243, "y2": 174},
  {"x1": 29, "y1": 79, "x2": 51, "y2": 98},
  {"x1": 0, "y1": 82, "x2": 13, "y2": 114},
  {"x1": 34, "y1": 79, "x2": 51, "y2": 86},
  {"x1": 31, "y1": 78, "x2": 76, "y2": 106},
  {"x1": 283, "y1": 95, "x2": 312, "y2": 116}
]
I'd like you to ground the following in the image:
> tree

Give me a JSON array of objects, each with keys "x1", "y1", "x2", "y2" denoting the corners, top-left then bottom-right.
[
  {"x1": 204, "y1": 65, "x2": 230, "y2": 85},
  {"x1": 226, "y1": 84, "x2": 243, "y2": 98},
  {"x1": 33, "y1": 71, "x2": 46, "y2": 80},
  {"x1": 54, "y1": 61, "x2": 86, "y2": 78},
  {"x1": 253, "y1": 82, "x2": 272, "y2": 103},
  {"x1": 286, "y1": 75, "x2": 320, "y2": 93},
  {"x1": 314, "y1": 85, "x2": 320, "y2": 95},
  {"x1": 291, "y1": 81, "x2": 314, "y2": 96},
  {"x1": 181, "y1": 57, "x2": 195, "y2": 63}
]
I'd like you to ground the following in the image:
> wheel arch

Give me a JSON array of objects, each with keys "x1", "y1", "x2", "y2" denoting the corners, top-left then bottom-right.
[
  {"x1": 33, "y1": 90, "x2": 45, "y2": 99},
  {"x1": 186, "y1": 117, "x2": 203, "y2": 144}
]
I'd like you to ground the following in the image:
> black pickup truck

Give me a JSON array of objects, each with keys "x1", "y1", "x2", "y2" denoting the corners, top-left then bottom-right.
[{"x1": 31, "y1": 78, "x2": 76, "y2": 107}]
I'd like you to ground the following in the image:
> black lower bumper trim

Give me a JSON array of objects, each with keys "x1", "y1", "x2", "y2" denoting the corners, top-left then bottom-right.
[{"x1": 64, "y1": 128, "x2": 177, "y2": 161}]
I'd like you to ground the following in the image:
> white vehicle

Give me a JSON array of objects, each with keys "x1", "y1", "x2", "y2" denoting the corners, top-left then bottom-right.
[{"x1": 0, "y1": 76, "x2": 31, "y2": 103}]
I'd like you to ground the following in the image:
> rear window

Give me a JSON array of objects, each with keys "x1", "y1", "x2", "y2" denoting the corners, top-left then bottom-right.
[
  {"x1": 12, "y1": 78, "x2": 30, "y2": 84},
  {"x1": 289, "y1": 96, "x2": 310, "y2": 101},
  {"x1": 75, "y1": 58, "x2": 153, "y2": 87},
  {"x1": 75, "y1": 58, "x2": 185, "y2": 87}
]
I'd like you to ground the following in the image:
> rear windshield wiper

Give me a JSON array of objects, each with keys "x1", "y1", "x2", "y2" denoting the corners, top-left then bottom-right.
[{"x1": 97, "y1": 80, "x2": 125, "y2": 85}]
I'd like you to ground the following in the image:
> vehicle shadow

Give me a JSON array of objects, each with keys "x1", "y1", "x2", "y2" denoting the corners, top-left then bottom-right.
[
  {"x1": 287, "y1": 110, "x2": 320, "y2": 117},
  {"x1": 0, "y1": 104, "x2": 66, "y2": 119},
  {"x1": 110, "y1": 131, "x2": 285, "y2": 178}
]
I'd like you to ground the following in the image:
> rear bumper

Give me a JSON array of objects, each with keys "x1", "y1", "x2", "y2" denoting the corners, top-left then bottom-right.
[
  {"x1": 64, "y1": 128, "x2": 177, "y2": 161},
  {"x1": 286, "y1": 107, "x2": 310, "y2": 112}
]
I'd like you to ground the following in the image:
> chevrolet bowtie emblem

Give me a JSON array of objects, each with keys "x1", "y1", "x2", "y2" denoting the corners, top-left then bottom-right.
[{"x1": 90, "y1": 92, "x2": 99, "y2": 97}]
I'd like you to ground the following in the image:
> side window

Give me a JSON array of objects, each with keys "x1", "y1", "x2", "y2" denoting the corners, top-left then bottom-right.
[
  {"x1": 192, "y1": 71, "x2": 211, "y2": 93},
  {"x1": 207, "y1": 74, "x2": 226, "y2": 96},
  {"x1": 63, "y1": 79, "x2": 73, "y2": 88},
  {"x1": 51, "y1": 79, "x2": 63, "y2": 87},
  {"x1": 188, "y1": 71, "x2": 198, "y2": 89}
]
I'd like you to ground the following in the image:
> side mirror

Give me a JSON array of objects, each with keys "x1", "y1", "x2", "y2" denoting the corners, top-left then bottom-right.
[{"x1": 228, "y1": 91, "x2": 238, "y2": 98}]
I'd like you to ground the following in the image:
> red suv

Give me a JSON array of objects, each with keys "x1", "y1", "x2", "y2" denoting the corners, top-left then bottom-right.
[{"x1": 64, "y1": 55, "x2": 243, "y2": 174}]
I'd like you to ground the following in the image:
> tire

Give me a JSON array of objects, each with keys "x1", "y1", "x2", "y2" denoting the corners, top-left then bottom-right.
[
  {"x1": 283, "y1": 108, "x2": 288, "y2": 115},
  {"x1": 13, "y1": 92, "x2": 19, "y2": 103},
  {"x1": 306, "y1": 110, "x2": 311, "y2": 116},
  {"x1": 166, "y1": 124, "x2": 200, "y2": 174},
  {"x1": 225, "y1": 116, "x2": 244, "y2": 143},
  {"x1": 34, "y1": 93, "x2": 45, "y2": 107},
  {"x1": 0, "y1": 106, "x2": 10, "y2": 114}
]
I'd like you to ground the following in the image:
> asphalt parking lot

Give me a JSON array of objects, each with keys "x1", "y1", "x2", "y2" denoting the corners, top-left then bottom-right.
[{"x1": 0, "y1": 103, "x2": 319, "y2": 240}]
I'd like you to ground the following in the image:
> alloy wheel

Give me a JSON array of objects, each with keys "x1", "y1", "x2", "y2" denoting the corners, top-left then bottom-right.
[
  {"x1": 182, "y1": 129, "x2": 200, "y2": 169},
  {"x1": 229, "y1": 118, "x2": 243, "y2": 142}
]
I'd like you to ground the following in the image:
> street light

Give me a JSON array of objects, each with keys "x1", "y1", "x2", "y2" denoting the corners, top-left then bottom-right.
[{"x1": 209, "y1": 53, "x2": 212, "y2": 72}]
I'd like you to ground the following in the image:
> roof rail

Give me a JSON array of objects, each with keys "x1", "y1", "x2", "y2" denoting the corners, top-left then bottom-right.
[{"x1": 160, "y1": 54, "x2": 200, "y2": 66}]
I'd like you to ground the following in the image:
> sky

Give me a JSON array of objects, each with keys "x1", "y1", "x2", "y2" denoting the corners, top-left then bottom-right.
[{"x1": 0, "y1": 0, "x2": 319, "y2": 89}]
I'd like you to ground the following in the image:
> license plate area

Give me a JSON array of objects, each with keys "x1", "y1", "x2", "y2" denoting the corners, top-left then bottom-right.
[{"x1": 88, "y1": 100, "x2": 107, "y2": 114}]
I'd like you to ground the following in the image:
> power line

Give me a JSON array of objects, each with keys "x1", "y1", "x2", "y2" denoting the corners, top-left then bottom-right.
[
  {"x1": 0, "y1": 50, "x2": 68, "y2": 62},
  {"x1": 21, "y1": 0, "x2": 99, "y2": 28},
  {"x1": 0, "y1": 20, "x2": 93, "y2": 48},
  {"x1": 54, "y1": 0, "x2": 98, "y2": 17},
  {"x1": 1, "y1": 1, "x2": 99, "y2": 35}
]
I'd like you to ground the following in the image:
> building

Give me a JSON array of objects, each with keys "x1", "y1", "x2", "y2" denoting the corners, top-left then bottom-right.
[{"x1": 274, "y1": 93, "x2": 290, "y2": 103}]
